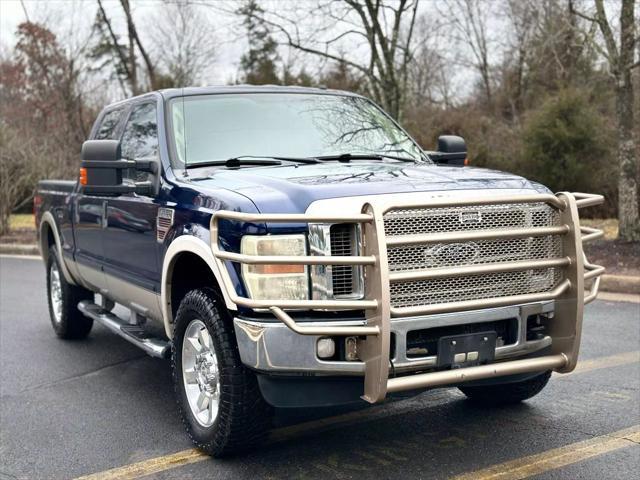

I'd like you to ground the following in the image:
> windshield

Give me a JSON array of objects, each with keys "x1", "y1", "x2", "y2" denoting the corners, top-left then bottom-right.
[{"x1": 169, "y1": 93, "x2": 426, "y2": 167}]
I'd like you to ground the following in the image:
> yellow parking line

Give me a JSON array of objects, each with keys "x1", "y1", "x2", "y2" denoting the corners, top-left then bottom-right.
[
  {"x1": 71, "y1": 350, "x2": 639, "y2": 480},
  {"x1": 74, "y1": 449, "x2": 207, "y2": 480},
  {"x1": 450, "y1": 424, "x2": 640, "y2": 480}
]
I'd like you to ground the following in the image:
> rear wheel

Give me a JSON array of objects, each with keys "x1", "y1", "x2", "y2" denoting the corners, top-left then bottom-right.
[
  {"x1": 46, "y1": 246, "x2": 93, "y2": 339},
  {"x1": 172, "y1": 288, "x2": 272, "y2": 457},
  {"x1": 459, "y1": 370, "x2": 552, "y2": 406}
]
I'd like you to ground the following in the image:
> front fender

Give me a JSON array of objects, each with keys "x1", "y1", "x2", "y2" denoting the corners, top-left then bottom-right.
[{"x1": 161, "y1": 234, "x2": 238, "y2": 339}]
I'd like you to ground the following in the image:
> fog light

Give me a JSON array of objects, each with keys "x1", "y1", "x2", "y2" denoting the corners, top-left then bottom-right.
[{"x1": 317, "y1": 337, "x2": 335, "y2": 359}]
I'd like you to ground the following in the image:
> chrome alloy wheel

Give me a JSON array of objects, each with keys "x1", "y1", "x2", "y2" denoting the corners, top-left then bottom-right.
[
  {"x1": 182, "y1": 319, "x2": 220, "y2": 427},
  {"x1": 49, "y1": 262, "x2": 63, "y2": 324}
]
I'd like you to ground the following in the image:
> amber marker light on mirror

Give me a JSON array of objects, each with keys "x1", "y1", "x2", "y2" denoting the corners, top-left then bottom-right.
[{"x1": 79, "y1": 167, "x2": 88, "y2": 185}]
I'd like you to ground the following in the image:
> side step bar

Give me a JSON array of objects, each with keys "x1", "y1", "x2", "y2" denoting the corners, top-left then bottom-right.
[{"x1": 78, "y1": 301, "x2": 170, "y2": 358}]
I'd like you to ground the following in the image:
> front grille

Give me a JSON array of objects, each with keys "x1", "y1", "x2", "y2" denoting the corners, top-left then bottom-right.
[
  {"x1": 330, "y1": 224, "x2": 355, "y2": 296},
  {"x1": 384, "y1": 202, "x2": 565, "y2": 309},
  {"x1": 387, "y1": 236, "x2": 562, "y2": 271},
  {"x1": 390, "y1": 268, "x2": 562, "y2": 308},
  {"x1": 384, "y1": 202, "x2": 558, "y2": 236}
]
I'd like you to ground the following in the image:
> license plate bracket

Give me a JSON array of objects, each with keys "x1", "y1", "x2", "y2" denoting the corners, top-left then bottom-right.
[{"x1": 437, "y1": 331, "x2": 496, "y2": 368}]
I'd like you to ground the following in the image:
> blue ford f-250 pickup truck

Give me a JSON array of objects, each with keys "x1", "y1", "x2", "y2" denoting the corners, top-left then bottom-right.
[{"x1": 36, "y1": 86, "x2": 605, "y2": 456}]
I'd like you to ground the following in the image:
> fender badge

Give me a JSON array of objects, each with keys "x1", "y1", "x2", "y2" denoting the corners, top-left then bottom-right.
[{"x1": 157, "y1": 208, "x2": 175, "y2": 242}]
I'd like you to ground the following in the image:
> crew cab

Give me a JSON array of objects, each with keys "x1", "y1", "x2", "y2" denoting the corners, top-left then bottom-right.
[{"x1": 35, "y1": 86, "x2": 605, "y2": 456}]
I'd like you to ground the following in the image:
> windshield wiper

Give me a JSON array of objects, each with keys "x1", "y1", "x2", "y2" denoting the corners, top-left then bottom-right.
[
  {"x1": 186, "y1": 158, "x2": 281, "y2": 169},
  {"x1": 186, "y1": 155, "x2": 319, "y2": 169},
  {"x1": 316, "y1": 153, "x2": 416, "y2": 163}
]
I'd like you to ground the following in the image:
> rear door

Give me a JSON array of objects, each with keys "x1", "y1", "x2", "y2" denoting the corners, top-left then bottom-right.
[
  {"x1": 73, "y1": 106, "x2": 126, "y2": 291},
  {"x1": 102, "y1": 101, "x2": 162, "y2": 298}
]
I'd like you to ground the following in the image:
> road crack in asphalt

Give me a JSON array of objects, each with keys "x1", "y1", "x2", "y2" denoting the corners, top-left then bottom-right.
[
  {"x1": 618, "y1": 434, "x2": 640, "y2": 445},
  {"x1": 2, "y1": 355, "x2": 148, "y2": 398}
]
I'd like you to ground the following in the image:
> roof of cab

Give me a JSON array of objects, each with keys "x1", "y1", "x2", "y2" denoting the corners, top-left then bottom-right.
[
  {"x1": 158, "y1": 84, "x2": 363, "y2": 99},
  {"x1": 101, "y1": 85, "x2": 365, "y2": 112}
]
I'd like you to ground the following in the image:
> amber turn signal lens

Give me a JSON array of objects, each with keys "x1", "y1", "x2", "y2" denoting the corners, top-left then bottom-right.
[
  {"x1": 253, "y1": 264, "x2": 305, "y2": 274},
  {"x1": 79, "y1": 167, "x2": 88, "y2": 185},
  {"x1": 464, "y1": 158, "x2": 470, "y2": 166}
]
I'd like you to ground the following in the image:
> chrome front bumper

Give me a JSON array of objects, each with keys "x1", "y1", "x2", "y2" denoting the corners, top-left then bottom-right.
[
  {"x1": 234, "y1": 302, "x2": 555, "y2": 375},
  {"x1": 212, "y1": 191, "x2": 605, "y2": 403}
]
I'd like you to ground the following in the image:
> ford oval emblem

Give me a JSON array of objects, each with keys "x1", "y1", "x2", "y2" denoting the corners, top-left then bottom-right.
[{"x1": 429, "y1": 242, "x2": 480, "y2": 264}]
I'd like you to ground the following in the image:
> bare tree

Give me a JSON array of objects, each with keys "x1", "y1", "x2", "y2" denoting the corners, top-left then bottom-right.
[
  {"x1": 447, "y1": 0, "x2": 495, "y2": 109},
  {"x1": 501, "y1": 0, "x2": 537, "y2": 119},
  {"x1": 0, "y1": 22, "x2": 90, "y2": 234},
  {"x1": 407, "y1": 14, "x2": 452, "y2": 109},
  {"x1": 244, "y1": 0, "x2": 420, "y2": 120},
  {"x1": 572, "y1": 0, "x2": 639, "y2": 241},
  {"x1": 120, "y1": 0, "x2": 157, "y2": 87},
  {"x1": 92, "y1": 0, "x2": 159, "y2": 95},
  {"x1": 150, "y1": 2, "x2": 216, "y2": 86}
]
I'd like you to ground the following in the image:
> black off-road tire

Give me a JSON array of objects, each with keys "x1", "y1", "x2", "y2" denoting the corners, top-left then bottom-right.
[
  {"x1": 171, "y1": 288, "x2": 272, "y2": 457},
  {"x1": 46, "y1": 246, "x2": 94, "y2": 339},
  {"x1": 459, "y1": 370, "x2": 552, "y2": 406}
]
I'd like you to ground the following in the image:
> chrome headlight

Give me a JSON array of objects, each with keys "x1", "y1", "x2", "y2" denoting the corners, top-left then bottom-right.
[{"x1": 240, "y1": 235, "x2": 309, "y2": 300}]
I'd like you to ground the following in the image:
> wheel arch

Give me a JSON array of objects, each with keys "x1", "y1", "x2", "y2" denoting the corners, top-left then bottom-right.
[
  {"x1": 39, "y1": 212, "x2": 76, "y2": 285},
  {"x1": 161, "y1": 235, "x2": 237, "y2": 339}
]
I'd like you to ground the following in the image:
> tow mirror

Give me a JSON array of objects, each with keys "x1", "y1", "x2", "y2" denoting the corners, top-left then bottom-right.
[
  {"x1": 429, "y1": 135, "x2": 468, "y2": 166},
  {"x1": 79, "y1": 140, "x2": 157, "y2": 196}
]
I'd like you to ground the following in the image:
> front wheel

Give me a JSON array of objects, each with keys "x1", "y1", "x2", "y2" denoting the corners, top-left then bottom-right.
[
  {"x1": 171, "y1": 288, "x2": 272, "y2": 457},
  {"x1": 458, "y1": 370, "x2": 552, "y2": 406},
  {"x1": 46, "y1": 246, "x2": 93, "y2": 339}
]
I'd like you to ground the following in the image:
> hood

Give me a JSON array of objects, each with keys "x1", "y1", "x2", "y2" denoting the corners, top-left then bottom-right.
[{"x1": 190, "y1": 162, "x2": 546, "y2": 214}]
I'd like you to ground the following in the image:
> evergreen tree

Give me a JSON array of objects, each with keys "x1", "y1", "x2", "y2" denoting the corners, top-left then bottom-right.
[{"x1": 238, "y1": 0, "x2": 280, "y2": 85}]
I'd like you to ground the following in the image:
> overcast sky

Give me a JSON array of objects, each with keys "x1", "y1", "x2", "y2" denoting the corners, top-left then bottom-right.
[
  {"x1": 0, "y1": 0, "x2": 467, "y2": 88},
  {"x1": 0, "y1": 0, "x2": 245, "y2": 85},
  {"x1": 3, "y1": 0, "x2": 623, "y2": 106}
]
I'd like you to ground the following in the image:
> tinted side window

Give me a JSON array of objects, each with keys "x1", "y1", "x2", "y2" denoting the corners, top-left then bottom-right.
[
  {"x1": 121, "y1": 103, "x2": 158, "y2": 160},
  {"x1": 120, "y1": 103, "x2": 158, "y2": 183},
  {"x1": 95, "y1": 108, "x2": 123, "y2": 139}
]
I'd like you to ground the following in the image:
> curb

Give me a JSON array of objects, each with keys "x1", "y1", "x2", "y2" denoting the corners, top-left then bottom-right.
[
  {"x1": 0, "y1": 243, "x2": 40, "y2": 256},
  {"x1": 600, "y1": 274, "x2": 640, "y2": 295},
  {"x1": 1, "y1": 243, "x2": 637, "y2": 295}
]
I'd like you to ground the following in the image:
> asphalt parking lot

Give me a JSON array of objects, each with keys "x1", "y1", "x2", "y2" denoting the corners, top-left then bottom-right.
[{"x1": 1, "y1": 255, "x2": 639, "y2": 480}]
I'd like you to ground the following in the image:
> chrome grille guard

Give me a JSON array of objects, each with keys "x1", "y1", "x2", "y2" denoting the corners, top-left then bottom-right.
[{"x1": 210, "y1": 192, "x2": 605, "y2": 403}]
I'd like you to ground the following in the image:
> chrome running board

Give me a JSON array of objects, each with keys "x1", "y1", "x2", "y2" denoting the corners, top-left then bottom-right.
[{"x1": 78, "y1": 301, "x2": 170, "y2": 358}]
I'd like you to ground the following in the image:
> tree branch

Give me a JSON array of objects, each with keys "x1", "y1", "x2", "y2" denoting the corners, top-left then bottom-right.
[{"x1": 120, "y1": 0, "x2": 156, "y2": 88}]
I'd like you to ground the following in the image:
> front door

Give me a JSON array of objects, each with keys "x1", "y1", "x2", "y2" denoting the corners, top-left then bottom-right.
[
  {"x1": 73, "y1": 107, "x2": 126, "y2": 291},
  {"x1": 101, "y1": 101, "x2": 162, "y2": 316}
]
